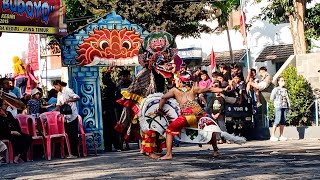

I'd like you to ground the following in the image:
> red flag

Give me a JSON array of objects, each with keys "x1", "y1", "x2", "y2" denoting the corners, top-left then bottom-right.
[
  {"x1": 240, "y1": 11, "x2": 247, "y2": 45},
  {"x1": 210, "y1": 47, "x2": 216, "y2": 73}
]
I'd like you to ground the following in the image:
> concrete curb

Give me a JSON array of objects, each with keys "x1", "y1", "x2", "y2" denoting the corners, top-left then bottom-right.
[{"x1": 249, "y1": 126, "x2": 320, "y2": 140}]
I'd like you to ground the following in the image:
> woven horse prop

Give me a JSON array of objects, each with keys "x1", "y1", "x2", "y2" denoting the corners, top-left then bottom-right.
[{"x1": 139, "y1": 93, "x2": 246, "y2": 144}]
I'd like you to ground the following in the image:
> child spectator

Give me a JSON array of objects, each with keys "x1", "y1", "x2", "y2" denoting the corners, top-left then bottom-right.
[
  {"x1": 208, "y1": 80, "x2": 226, "y2": 144},
  {"x1": 246, "y1": 67, "x2": 271, "y2": 107},
  {"x1": 246, "y1": 68, "x2": 258, "y2": 84},
  {"x1": 193, "y1": 66, "x2": 202, "y2": 84},
  {"x1": 219, "y1": 63, "x2": 231, "y2": 82},
  {"x1": 198, "y1": 70, "x2": 212, "y2": 106},
  {"x1": 229, "y1": 73, "x2": 247, "y2": 105},
  {"x1": 47, "y1": 89, "x2": 58, "y2": 112},
  {"x1": 216, "y1": 72, "x2": 229, "y2": 88},
  {"x1": 211, "y1": 72, "x2": 219, "y2": 87},
  {"x1": 230, "y1": 63, "x2": 244, "y2": 81},
  {"x1": 27, "y1": 88, "x2": 54, "y2": 118},
  {"x1": 270, "y1": 76, "x2": 290, "y2": 142},
  {"x1": 180, "y1": 64, "x2": 187, "y2": 75}
]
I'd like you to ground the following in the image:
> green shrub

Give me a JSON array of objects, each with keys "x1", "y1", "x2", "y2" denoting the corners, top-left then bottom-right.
[{"x1": 268, "y1": 66, "x2": 314, "y2": 126}]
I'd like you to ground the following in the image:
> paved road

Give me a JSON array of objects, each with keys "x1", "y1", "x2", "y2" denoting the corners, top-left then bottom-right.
[{"x1": 1, "y1": 139, "x2": 320, "y2": 180}]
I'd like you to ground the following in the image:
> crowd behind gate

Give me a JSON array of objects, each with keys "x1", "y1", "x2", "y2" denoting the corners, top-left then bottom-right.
[{"x1": 1, "y1": 59, "x2": 291, "y2": 165}]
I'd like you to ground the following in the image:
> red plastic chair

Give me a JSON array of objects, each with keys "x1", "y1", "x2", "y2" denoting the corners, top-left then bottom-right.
[
  {"x1": 16, "y1": 114, "x2": 46, "y2": 161},
  {"x1": 39, "y1": 112, "x2": 71, "y2": 160},
  {"x1": 77, "y1": 115, "x2": 97, "y2": 156},
  {"x1": 2, "y1": 139, "x2": 13, "y2": 163}
]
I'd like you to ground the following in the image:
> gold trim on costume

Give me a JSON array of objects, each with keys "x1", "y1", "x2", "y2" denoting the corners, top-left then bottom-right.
[{"x1": 121, "y1": 90, "x2": 143, "y2": 104}]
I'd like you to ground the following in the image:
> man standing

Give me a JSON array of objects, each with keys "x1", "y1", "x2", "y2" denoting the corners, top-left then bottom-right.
[
  {"x1": 246, "y1": 67, "x2": 271, "y2": 107},
  {"x1": 158, "y1": 73, "x2": 224, "y2": 160},
  {"x1": 101, "y1": 72, "x2": 122, "y2": 152},
  {"x1": 52, "y1": 80, "x2": 80, "y2": 158},
  {"x1": 8, "y1": 78, "x2": 21, "y2": 98}
]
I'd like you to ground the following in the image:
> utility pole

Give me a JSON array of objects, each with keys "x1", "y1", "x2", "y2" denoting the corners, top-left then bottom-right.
[
  {"x1": 225, "y1": 22, "x2": 234, "y2": 63},
  {"x1": 240, "y1": 0, "x2": 250, "y2": 70}
]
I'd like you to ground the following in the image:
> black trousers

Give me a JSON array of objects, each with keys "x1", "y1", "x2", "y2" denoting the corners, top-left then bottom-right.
[
  {"x1": 103, "y1": 108, "x2": 122, "y2": 151},
  {"x1": 65, "y1": 119, "x2": 79, "y2": 156},
  {"x1": 11, "y1": 133, "x2": 32, "y2": 160}
]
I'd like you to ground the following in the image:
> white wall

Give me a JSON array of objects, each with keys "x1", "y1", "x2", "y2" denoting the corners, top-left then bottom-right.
[
  {"x1": 175, "y1": 0, "x2": 294, "y2": 77},
  {"x1": 0, "y1": 33, "x2": 29, "y2": 76}
]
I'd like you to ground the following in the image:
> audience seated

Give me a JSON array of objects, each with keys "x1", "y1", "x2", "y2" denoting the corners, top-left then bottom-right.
[{"x1": 0, "y1": 99, "x2": 32, "y2": 163}]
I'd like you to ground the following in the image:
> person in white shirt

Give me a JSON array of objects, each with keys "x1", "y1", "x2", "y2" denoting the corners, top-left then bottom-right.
[{"x1": 52, "y1": 80, "x2": 80, "y2": 158}]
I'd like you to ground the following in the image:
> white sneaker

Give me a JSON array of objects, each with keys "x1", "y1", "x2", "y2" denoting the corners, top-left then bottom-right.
[
  {"x1": 279, "y1": 136, "x2": 288, "y2": 141},
  {"x1": 270, "y1": 136, "x2": 278, "y2": 142}
]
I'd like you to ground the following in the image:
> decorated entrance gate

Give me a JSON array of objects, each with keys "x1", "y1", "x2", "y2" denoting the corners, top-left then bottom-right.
[{"x1": 61, "y1": 11, "x2": 149, "y2": 150}]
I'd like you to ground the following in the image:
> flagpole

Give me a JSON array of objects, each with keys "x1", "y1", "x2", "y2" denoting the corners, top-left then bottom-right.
[{"x1": 240, "y1": 0, "x2": 250, "y2": 70}]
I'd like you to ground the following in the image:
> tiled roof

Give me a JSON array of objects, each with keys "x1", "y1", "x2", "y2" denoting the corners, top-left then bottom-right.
[
  {"x1": 255, "y1": 44, "x2": 294, "y2": 62},
  {"x1": 202, "y1": 49, "x2": 246, "y2": 66}
]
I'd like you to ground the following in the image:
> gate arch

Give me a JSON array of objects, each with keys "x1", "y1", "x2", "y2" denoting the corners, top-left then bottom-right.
[{"x1": 61, "y1": 11, "x2": 149, "y2": 150}]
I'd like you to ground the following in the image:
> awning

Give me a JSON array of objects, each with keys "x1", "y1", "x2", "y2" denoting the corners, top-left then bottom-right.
[
  {"x1": 255, "y1": 44, "x2": 294, "y2": 62},
  {"x1": 202, "y1": 49, "x2": 246, "y2": 66},
  {"x1": 40, "y1": 68, "x2": 62, "y2": 79},
  {"x1": 178, "y1": 47, "x2": 202, "y2": 59}
]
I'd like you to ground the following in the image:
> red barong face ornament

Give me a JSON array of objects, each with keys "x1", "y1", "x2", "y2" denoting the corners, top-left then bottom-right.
[{"x1": 76, "y1": 28, "x2": 143, "y2": 66}]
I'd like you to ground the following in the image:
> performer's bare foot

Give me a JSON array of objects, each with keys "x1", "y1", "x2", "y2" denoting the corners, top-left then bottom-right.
[
  {"x1": 14, "y1": 155, "x2": 21, "y2": 164},
  {"x1": 149, "y1": 153, "x2": 160, "y2": 159},
  {"x1": 159, "y1": 154, "x2": 173, "y2": 160},
  {"x1": 212, "y1": 151, "x2": 220, "y2": 158}
]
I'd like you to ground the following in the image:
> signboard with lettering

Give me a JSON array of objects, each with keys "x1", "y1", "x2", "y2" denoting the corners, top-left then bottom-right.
[
  {"x1": 225, "y1": 102, "x2": 253, "y2": 118},
  {"x1": 0, "y1": 0, "x2": 67, "y2": 35}
]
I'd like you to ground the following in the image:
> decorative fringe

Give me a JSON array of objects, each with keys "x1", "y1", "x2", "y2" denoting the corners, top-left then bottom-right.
[
  {"x1": 221, "y1": 131, "x2": 247, "y2": 145},
  {"x1": 141, "y1": 130, "x2": 165, "y2": 154},
  {"x1": 121, "y1": 91, "x2": 143, "y2": 104}
]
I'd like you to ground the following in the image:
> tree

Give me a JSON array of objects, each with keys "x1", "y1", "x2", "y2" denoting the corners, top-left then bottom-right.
[
  {"x1": 254, "y1": 0, "x2": 320, "y2": 54},
  {"x1": 65, "y1": 0, "x2": 95, "y2": 32},
  {"x1": 77, "y1": 0, "x2": 228, "y2": 37},
  {"x1": 211, "y1": 0, "x2": 240, "y2": 30},
  {"x1": 305, "y1": 3, "x2": 320, "y2": 51}
]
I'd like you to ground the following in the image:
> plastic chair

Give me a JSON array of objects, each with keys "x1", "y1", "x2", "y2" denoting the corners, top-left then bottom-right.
[
  {"x1": 16, "y1": 114, "x2": 46, "y2": 161},
  {"x1": 2, "y1": 140, "x2": 13, "y2": 163},
  {"x1": 77, "y1": 115, "x2": 97, "y2": 156},
  {"x1": 39, "y1": 112, "x2": 71, "y2": 160}
]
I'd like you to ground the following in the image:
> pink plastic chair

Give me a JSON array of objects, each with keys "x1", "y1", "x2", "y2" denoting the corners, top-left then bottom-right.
[
  {"x1": 2, "y1": 139, "x2": 13, "y2": 163},
  {"x1": 16, "y1": 114, "x2": 46, "y2": 161},
  {"x1": 39, "y1": 112, "x2": 71, "y2": 160},
  {"x1": 77, "y1": 115, "x2": 97, "y2": 156}
]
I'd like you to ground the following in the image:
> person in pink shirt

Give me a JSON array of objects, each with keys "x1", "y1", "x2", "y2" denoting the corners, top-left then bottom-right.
[{"x1": 198, "y1": 70, "x2": 212, "y2": 106}]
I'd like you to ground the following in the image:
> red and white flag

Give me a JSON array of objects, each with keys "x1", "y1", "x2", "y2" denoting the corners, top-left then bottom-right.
[
  {"x1": 240, "y1": 0, "x2": 247, "y2": 45},
  {"x1": 210, "y1": 47, "x2": 216, "y2": 73}
]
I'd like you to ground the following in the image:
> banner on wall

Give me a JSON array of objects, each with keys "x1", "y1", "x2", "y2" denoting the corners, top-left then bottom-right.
[
  {"x1": 0, "y1": 0, "x2": 67, "y2": 35},
  {"x1": 27, "y1": 34, "x2": 39, "y2": 70}
]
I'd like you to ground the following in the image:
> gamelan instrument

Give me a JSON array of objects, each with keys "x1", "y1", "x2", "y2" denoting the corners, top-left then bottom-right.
[{"x1": 0, "y1": 90, "x2": 26, "y2": 110}]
